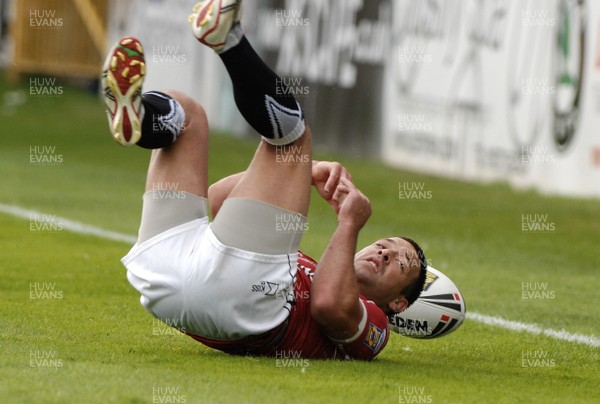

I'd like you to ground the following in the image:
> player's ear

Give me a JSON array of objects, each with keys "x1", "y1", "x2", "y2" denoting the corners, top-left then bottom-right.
[{"x1": 388, "y1": 297, "x2": 408, "y2": 314}]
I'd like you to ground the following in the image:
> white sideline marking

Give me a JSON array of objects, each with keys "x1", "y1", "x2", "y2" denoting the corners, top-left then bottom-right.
[
  {"x1": 0, "y1": 203, "x2": 137, "y2": 244},
  {"x1": 467, "y1": 312, "x2": 600, "y2": 348},
  {"x1": 1, "y1": 203, "x2": 598, "y2": 348}
]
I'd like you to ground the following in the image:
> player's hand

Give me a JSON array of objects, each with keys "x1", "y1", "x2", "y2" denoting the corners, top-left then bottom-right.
[
  {"x1": 312, "y1": 160, "x2": 352, "y2": 210},
  {"x1": 333, "y1": 177, "x2": 371, "y2": 230}
]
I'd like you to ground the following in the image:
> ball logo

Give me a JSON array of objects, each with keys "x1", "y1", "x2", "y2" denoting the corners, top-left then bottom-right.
[
  {"x1": 388, "y1": 267, "x2": 466, "y2": 339},
  {"x1": 422, "y1": 271, "x2": 439, "y2": 292},
  {"x1": 388, "y1": 316, "x2": 429, "y2": 337}
]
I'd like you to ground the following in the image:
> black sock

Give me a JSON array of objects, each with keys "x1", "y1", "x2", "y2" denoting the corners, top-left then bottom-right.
[
  {"x1": 219, "y1": 28, "x2": 305, "y2": 145},
  {"x1": 137, "y1": 91, "x2": 185, "y2": 149}
]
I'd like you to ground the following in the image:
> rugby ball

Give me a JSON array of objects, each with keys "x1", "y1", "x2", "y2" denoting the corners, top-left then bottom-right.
[{"x1": 388, "y1": 267, "x2": 466, "y2": 339}]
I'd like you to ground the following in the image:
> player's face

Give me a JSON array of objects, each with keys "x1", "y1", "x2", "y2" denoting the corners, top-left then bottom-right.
[{"x1": 354, "y1": 237, "x2": 421, "y2": 311}]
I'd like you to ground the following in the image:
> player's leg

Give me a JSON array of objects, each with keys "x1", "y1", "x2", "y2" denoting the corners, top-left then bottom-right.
[
  {"x1": 226, "y1": 130, "x2": 312, "y2": 216},
  {"x1": 189, "y1": 1, "x2": 311, "y2": 217},
  {"x1": 135, "y1": 89, "x2": 210, "y2": 243},
  {"x1": 102, "y1": 37, "x2": 210, "y2": 243},
  {"x1": 189, "y1": 1, "x2": 311, "y2": 254},
  {"x1": 143, "y1": 89, "x2": 209, "y2": 198}
]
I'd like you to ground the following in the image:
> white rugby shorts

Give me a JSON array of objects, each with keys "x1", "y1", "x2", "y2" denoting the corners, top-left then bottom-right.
[{"x1": 122, "y1": 193, "x2": 305, "y2": 340}]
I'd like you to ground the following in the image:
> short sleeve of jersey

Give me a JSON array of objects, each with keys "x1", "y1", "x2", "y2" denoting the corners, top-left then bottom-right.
[{"x1": 336, "y1": 298, "x2": 390, "y2": 360}]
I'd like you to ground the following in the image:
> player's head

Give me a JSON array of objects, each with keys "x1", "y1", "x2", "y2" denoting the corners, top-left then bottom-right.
[{"x1": 354, "y1": 236, "x2": 427, "y2": 314}]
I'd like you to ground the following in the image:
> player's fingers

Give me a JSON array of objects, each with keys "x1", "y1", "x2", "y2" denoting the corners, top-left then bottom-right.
[
  {"x1": 339, "y1": 167, "x2": 352, "y2": 183},
  {"x1": 332, "y1": 182, "x2": 352, "y2": 202},
  {"x1": 324, "y1": 164, "x2": 341, "y2": 193},
  {"x1": 338, "y1": 176, "x2": 357, "y2": 190},
  {"x1": 329, "y1": 180, "x2": 347, "y2": 198},
  {"x1": 329, "y1": 198, "x2": 340, "y2": 214}
]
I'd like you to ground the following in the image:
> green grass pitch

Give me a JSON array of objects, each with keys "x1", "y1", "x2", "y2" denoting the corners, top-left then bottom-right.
[{"x1": 0, "y1": 78, "x2": 598, "y2": 403}]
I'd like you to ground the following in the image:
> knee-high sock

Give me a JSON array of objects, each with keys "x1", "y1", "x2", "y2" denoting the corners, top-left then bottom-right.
[
  {"x1": 137, "y1": 91, "x2": 186, "y2": 149},
  {"x1": 218, "y1": 25, "x2": 305, "y2": 145}
]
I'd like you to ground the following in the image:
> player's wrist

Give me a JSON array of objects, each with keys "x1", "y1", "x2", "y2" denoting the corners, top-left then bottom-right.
[{"x1": 336, "y1": 217, "x2": 363, "y2": 233}]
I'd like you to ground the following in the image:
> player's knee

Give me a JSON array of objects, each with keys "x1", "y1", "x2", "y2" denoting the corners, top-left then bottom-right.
[
  {"x1": 161, "y1": 90, "x2": 208, "y2": 137},
  {"x1": 185, "y1": 100, "x2": 208, "y2": 141},
  {"x1": 179, "y1": 93, "x2": 206, "y2": 126}
]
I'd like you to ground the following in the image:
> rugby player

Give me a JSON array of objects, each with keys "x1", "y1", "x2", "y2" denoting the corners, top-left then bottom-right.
[{"x1": 102, "y1": 0, "x2": 427, "y2": 360}]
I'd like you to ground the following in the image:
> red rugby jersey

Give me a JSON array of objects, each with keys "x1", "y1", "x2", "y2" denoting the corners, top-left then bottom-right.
[{"x1": 189, "y1": 252, "x2": 390, "y2": 360}]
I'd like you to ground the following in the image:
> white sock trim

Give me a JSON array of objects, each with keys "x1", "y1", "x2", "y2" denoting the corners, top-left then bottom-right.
[{"x1": 262, "y1": 118, "x2": 306, "y2": 146}]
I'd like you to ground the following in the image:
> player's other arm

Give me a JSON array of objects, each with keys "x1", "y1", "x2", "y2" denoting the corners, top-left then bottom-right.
[{"x1": 310, "y1": 177, "x2": 372, "y2": 340}]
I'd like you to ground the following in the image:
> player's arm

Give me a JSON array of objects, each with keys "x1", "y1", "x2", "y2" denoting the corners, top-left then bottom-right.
[{"x1": 310, "y1": 177, "x2": 372, "y2": 340}]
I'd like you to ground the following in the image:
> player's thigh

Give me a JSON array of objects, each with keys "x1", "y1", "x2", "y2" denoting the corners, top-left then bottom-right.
[{"x1": 145, "y1": 90, "x2": 209, "y2": 198}]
